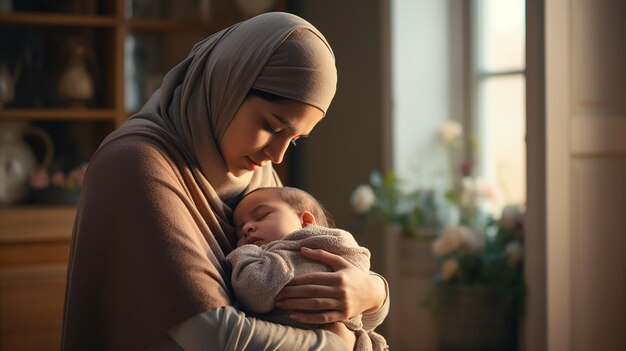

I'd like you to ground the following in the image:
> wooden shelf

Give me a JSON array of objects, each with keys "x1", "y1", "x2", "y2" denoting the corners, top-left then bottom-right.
[
  {"x1": 0, "y1": 13, "x2": 237, "y2": 32},
  {"x1": 0, "y1": 108, "x2": 116, "y2": 121},
  {"x1": 0, "y1": 4, "x2": 287, "y2": 349},
  {"x1": 0, "y1": 12, "x2": 116, "y2": 27},
  {"x1": 0, "y1": 206, "x2": 77, "y2": 243},
  {"x1": 126, "y1": 18, "x2": 238, "y2": 32}
]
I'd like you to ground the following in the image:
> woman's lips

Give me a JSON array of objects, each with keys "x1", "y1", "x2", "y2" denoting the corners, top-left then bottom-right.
[{"x1": 245, "y1": 156, "x2": 261, "y2": 171}]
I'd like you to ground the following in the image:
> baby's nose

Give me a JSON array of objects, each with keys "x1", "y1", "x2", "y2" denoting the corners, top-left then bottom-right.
[{"x1": 242, "y1": 222, "x2": 255, "y2": 235}]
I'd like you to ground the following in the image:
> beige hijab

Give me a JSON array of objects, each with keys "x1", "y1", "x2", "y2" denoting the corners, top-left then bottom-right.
[{"x1": 62, "y1": 12, "x2": 336, "y2": 350}]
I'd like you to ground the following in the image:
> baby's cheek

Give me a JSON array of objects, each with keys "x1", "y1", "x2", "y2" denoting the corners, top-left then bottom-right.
[{"x1": 236, "y1": 236, "x2": 246, "y2": 247}]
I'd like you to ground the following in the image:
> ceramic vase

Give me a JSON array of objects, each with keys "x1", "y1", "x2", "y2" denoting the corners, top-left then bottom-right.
[
  {"x1": 58, "y1": 43, "x2": 94, "y2": 106},
  {"x1": 0, "y1": 122, "x2": 53, "y2": 205}
]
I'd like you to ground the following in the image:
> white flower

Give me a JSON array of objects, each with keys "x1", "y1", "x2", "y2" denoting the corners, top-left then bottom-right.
[
  {"x1": 460, "y1": 177, "x2": 483, "y2": 208},
  {"x1": 505, "y1": 241, "x2": 523, "y2": 267},
  {"x1": 432, "y1": 227, "x2": 462, "y2": 256},
  {"x1": 351, "y1": 184, "x2": 376, "y2": 214},
  {"x1": 459, "y1": 177, "x2": 503, "y2": 217},
  {"x1": 438, "y1": 120, "x2": 463, "y2": 144},
  {"x1": 433, "y1": 225, "x2": 483, "y2": 256},
  {"x1": 441, "y1": 259, "x2": 460, "y2": 281}
]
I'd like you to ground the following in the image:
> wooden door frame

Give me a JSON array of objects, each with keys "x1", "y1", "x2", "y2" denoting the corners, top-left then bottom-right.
[{"x1": 525, "y1": 0, "x2": 548, "y2": 350}]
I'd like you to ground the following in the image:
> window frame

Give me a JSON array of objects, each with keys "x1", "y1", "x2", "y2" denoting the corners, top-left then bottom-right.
[{"x1": 467, "y1": 0, "x2": 527, "y2": 205}]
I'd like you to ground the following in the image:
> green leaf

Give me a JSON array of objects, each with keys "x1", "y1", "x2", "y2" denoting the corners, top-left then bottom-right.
[
  {"x1": 369, "y1": 171, "x2": 383, "y2": 188},
  {"x1": 383, "y1": 171, "x2": 397, "y2": 188},
  {"x1": 445, "y1": 190, "x2": 459, "y2": 203}
]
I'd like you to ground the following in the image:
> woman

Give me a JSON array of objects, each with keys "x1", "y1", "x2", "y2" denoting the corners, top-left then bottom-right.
[{"x1": 62, "y1": 12, "x2": 388, "y2": 350}]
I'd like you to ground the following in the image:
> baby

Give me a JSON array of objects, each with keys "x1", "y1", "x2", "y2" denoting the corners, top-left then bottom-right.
[{"x1": 227, "y1": 186, "x2": 388, "y2": 351}]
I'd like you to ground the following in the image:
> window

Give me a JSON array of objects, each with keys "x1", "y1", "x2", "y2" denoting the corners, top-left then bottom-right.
[
  {"x1": 390, "y1": 0, "x2": 526, "y2": 210},
  {"x1": 472, "y1": 0, "x2": 526, "y2": 207}
]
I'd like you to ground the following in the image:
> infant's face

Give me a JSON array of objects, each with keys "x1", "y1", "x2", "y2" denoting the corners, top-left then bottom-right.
[{"x1": 233, "y1": 189, "x2": 304, "y2": 247}]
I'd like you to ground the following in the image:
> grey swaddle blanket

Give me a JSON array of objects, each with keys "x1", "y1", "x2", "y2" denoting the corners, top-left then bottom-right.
[{"x1": 226, "y1": 225, "x2": 388, "y2": 351}]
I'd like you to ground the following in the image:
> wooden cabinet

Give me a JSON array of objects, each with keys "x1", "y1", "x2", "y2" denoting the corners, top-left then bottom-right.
[
  {"x1": 0, "y1": 1, "x2": 286, "y2": 349},
  {"x1": 0, "y1": 207, "x2": 74, "y2": 350}
]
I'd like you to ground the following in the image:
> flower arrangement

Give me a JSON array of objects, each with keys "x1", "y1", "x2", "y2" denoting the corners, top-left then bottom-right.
[
  {"x1": 428, "y1": 204, "x2": 525, "y2": 350},
  {"x1": 430, "y1": 205, "x2": 525, "y2": 309},
  {"x1": 30, "y1": 163, "x2": 88, "y2": 190},
  {"x1": 29, "y1": 163, "x2": 88, "y2": 204},
  {"x1": 432, "y1": 120, "x2": 525, "y2": 311},
  {"x1": 351, "y1": 120, "x2": 525, "y2": 349},
  {"x1": 350, "y1": 119, "x2": 526, "y2": 313}
]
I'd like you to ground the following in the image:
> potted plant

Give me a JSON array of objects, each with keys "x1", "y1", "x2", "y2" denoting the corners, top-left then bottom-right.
[
  {"x1": 350, "y1": 119, "x2": 526, "y2": 350},
  {"x1": 430, "y1": 205, "x2": 525, "y2": 351},
  {"x1": 431, "y1": 119, "x2": 525, "y2": 351}
]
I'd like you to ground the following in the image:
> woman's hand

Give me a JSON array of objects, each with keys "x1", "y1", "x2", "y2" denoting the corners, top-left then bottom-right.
[
  {"x1": 321, "y1": 322, "x2": 356, "y2": 350},
  {"x1": 274, "y1": 247, "x2": 386, "y2": 324}
]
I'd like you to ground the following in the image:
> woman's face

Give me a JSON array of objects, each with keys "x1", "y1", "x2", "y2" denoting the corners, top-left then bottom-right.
[{"x1": 219, "y1": 96, "x2": 324, "y2": 177}]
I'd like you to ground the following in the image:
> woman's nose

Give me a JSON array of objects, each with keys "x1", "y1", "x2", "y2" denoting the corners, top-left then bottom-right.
[{"x1": 263, "y1": 138, "x2": 290, "y2": 164}]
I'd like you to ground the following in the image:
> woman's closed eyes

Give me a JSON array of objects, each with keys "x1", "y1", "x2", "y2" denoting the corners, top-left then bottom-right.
[
  {"x1": 264, "y1": 120, "x2": 299, "y2": 147},
  {"x1": 264, "y1": 121, "x2": 281, "y2": 135}
]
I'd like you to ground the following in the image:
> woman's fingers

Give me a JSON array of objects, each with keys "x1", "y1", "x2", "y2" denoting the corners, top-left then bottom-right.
[
  {"x1": 283, "y1": 271, "x2": 346, "y2": 287},
  {"x1": 300, "y1": 247, "x2": 353, "y2": 271},
  {"x1": 276, "y1": 297, "x2": 342, "y2": 311},
  {"x1": 289, "y1": 310, "x2": 349, "y2": 324},
  {"x1": 276, "y1": 283, "x2": 338, "y2": 301}
]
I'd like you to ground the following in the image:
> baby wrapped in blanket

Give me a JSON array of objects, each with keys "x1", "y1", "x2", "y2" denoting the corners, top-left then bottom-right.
[{"x1": 227, "y1": 187, "x2": 388, "y2": 351}]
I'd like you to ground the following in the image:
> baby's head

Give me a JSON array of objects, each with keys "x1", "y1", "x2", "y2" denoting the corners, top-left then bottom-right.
[{"x1": 233, "y1": 187, "x2": 333, "y2": 247}]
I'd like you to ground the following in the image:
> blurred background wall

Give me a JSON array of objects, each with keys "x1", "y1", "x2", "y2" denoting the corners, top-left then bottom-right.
[{"x1": 288, "y1": 0, "x2": 391, "y2": 230}]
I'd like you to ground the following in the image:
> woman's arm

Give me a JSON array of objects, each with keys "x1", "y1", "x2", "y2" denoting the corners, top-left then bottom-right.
[
  {"x1": 274, "y1": 248, "x2": 389, "y2": 325},
  {"x1": 163, "y1": 306, "x2": 351, "y2": 350},
  {"x1": 361, "y1": 272, "x2": 390, "y2": 331}
]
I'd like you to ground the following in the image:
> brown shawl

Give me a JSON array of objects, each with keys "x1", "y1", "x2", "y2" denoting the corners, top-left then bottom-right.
[{"x1": 62, "y1": 12, "x2": 336, "y2": 350}]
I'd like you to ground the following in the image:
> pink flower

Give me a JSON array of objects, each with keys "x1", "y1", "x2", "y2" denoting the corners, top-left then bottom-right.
[
  {"x1": 30, "y1": 168, "x2": 50, "y2": 189},
  {"x1": 51, "y1": 171, "x2": 65, "y2": 186},
  {"x1": 460, "y1": 161, "x2": 473, "y2": 177},
  {"x1": 432, "y1": 225, "x2": 484, "y2": 256},
  {"x1": 68, "y1": 163, "x2": 88, "y2": 185}
]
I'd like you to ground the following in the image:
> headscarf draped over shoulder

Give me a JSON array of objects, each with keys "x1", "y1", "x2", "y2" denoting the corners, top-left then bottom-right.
[{"x1": 62, "y1": 12, "x2": 336, "y2": 350}]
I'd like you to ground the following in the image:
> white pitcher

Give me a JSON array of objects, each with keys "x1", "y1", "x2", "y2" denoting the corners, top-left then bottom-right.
[{"x1": 0, "y1": 122, "x2": 53, "y2": 205}]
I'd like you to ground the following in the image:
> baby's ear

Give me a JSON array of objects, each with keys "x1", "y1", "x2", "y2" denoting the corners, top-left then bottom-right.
[{"x1": 300, "y1": 211, "x2": 316, "y2": 227}]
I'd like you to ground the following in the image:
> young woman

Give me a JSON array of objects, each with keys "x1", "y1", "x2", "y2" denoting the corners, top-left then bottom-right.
[{"x1": 62, "y1": 12, "x2": 388, "y2": 350}]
